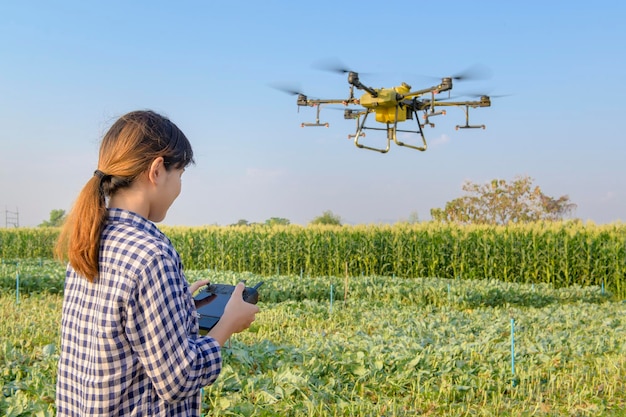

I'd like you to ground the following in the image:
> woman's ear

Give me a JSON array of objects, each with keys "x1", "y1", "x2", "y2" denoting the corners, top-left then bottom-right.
[{"x1": 147, "y1": 156, "x2": 166, "y2": 185}]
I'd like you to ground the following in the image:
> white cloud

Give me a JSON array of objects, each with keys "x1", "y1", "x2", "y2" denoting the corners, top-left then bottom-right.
[{"x1": 429, "y1": 133, "x2": 451, "y2": 147}]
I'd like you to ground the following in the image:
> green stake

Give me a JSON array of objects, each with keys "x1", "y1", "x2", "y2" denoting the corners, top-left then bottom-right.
[
  {"x1": 511, "y1": 318, "x2": 516, "y2": 386},
  {"x1": 16, "y1": 268, "x2": 20, "y2": 305}
]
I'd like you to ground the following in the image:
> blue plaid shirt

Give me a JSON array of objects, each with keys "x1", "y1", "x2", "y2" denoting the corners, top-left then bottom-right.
[{"x1": 56, "y1": 208, "x2": 222, "y2": 416}]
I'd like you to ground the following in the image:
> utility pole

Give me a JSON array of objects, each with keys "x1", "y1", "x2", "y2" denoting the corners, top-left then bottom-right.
[{"x1": 5, "y1": 207, "x2": 19, "y2": 228}]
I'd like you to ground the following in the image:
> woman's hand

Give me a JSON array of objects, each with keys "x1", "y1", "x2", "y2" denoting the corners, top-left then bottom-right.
[
  {"x1": 207, "y1": 282, "x2": 260, "y2": 346},
  {"x1": 189, "y1": 279, "x2": 210, "y2": 296}
]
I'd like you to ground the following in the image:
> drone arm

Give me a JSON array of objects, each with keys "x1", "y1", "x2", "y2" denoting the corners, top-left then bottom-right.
[
  {"x1": 433, "y1": 96, "x2": 491, "y2": 108},
  {"x1": 347, "y1": 71, "x2": 378, "y2": 97},
  {"x1": 350, "y1": 81, "x2": 378, "y2": 98},
  {"x1": 404, "y1": 78, "x2": 453, "y2": 99},
  {"x1": 355, "y1": 82, "x2": 378, "y2": 97},
  {"x1": 404, "y1": 86, "x2": 439, "y2": 98}
]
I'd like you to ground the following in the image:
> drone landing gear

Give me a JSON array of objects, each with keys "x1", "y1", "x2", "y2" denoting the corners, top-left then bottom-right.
[{"x1": 351, "y1": 108, "x2": 427, "y2": 153}]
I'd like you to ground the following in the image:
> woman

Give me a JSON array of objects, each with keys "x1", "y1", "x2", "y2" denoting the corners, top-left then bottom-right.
[{"x1": 55, "y1": 110, "x2": 258, "y2": 416}]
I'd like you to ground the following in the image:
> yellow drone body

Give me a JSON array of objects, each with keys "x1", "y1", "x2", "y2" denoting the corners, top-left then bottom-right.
[{"x1": 359, "y1": 83, "x2": 412, "y2": 123}]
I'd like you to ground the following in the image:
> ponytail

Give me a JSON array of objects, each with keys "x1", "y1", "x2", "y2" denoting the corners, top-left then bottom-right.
[{"x1": 55, "y1": 173, "x2": 108, "y2": 282}]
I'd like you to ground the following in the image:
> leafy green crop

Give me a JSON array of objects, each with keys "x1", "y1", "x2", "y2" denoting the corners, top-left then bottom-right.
[{"x1": 1, "y1": 264, "x2": 625, "y2": 416}]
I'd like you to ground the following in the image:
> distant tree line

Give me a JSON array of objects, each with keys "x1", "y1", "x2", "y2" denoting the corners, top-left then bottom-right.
[{"x1": 40, "y1": 176, "x2": 576, "y2": 227}]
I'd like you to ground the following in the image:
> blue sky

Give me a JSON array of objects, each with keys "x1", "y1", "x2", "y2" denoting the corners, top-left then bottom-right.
[{"x1": 1, "y1": 0, "x2": 625, "y2": 227}]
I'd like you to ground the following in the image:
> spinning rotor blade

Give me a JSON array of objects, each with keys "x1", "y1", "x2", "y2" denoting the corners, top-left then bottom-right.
[
  {"x1": 450, "y1": 64, "x2": 492, "y2": 81},
  {"x1": 419, "y1": 64, "x2": 492, "y2": 83},
  {"x1": 311, "y1": 58, "x2": 373, "y2": 78},
  {"x1": 269, "y1": 82, "x2": 306, "y2": 96},
  {"x1": 311, "y1": 57, "x2": 353, "y2": 74},
  {"x1": 456, "y1": 90, "x2": 511, "y2": 99}
]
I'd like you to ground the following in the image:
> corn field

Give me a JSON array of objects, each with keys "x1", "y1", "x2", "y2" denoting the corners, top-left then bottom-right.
[{"x1": 1, "y1": 221, "x2": 625, "y2": 298}]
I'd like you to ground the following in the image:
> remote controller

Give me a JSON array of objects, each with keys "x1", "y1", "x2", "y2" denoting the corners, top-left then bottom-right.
[{"x1": 194, "y1": 281, "x2": 263, "y2": 334}]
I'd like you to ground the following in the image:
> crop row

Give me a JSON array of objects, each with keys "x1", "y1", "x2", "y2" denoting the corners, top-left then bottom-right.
[{"x1": 1, "y1": 221, "x2": 625, "y2": 297}]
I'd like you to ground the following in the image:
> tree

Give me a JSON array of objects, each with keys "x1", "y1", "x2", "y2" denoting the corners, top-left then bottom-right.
[
  {"x1": 309, "y1": 210, "x2": 342, "y2": 226},
  {"x1": 231, "y1": 219, "x2": 250, "y2": 226},
  {"x1": 39, "y1": 209, "x2": 67, "y2": 227},
  {"x1": 398, "y1": 211, "x2": 420, "y2": 224},
  {"x1": 430, "y1": 176, "x2": 576, "y2": 225},
  {"x1": 265, "y1": 217, "x2": 290, "y2": 226}
]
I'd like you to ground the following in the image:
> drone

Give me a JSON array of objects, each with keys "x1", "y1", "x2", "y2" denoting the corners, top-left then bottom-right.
[{"x1": 277, "y1": 63, "x2": 495, "y2": 153}]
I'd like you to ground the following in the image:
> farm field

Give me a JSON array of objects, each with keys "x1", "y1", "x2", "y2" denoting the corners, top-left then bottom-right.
[{"x1": 1, "y1": 260, "x2": 626, "y2": 416}]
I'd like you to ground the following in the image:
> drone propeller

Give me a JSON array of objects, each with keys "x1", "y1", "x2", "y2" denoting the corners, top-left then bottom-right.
[
  {"x1": 449, "y1": 64, "x2": 492, "y2": 81},
  {"x1": 311, "y1": 57, "x2": 375, "y2": 78},
  {"x1": 418, "y1": 64, "x2": 492, "y2": 83},
  {"x1": 311, "y1": 57, "x2": 354, "y2": 74},
  {"x1": 268, "y1": 82, "x2": 307, "y2": 96},
  {"x1": 456, "y1": 91, "x2": 511, "y2": 99}
]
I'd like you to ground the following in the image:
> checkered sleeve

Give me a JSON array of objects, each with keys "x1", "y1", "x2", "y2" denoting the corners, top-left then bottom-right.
[{"x1": 125, "y1": 252, "x2": 222, "y2": 403}]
